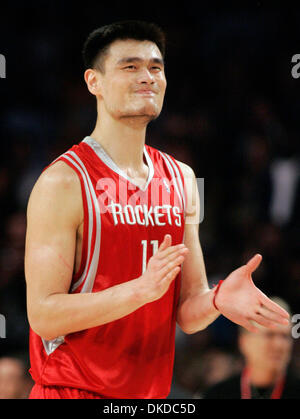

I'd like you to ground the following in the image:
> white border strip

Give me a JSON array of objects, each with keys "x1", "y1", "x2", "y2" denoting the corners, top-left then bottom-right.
[
  {"x1": 83, "y1": 136, "x2": 154, "y2": 192},
  {"x1": 158, "y1": 151, "x2": 184, "y2": 212},
  {"x1": 163, "y1": 153, "x2": 186, "y2": 213},
  {"x1": 68, "y1": 151, "x2": 101, "y2": 294},
  {"x1": 42, "y1": 151, "x2": 101, "y2": 355},
  {"x1": 62, "y1": 153, "x2": 95, "y2": 292}
]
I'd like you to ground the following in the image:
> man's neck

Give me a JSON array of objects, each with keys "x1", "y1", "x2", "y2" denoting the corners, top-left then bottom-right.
[{"x1": 90, "y1": 113, "x2": 148, "y2": 173}]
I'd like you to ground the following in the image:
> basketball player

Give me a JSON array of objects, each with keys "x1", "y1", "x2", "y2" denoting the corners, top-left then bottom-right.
[{"x1": 25, "y1": 21, "x2": 290, "y2": 399}]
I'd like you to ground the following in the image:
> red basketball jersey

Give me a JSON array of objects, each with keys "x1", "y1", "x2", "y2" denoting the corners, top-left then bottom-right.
[{"x1": 29, "y1": 136, "x2": 186, "y2": 398}]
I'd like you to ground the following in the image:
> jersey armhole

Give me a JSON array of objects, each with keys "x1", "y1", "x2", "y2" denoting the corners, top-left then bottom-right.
[
  {"x1": 166, "y1": 155, "x2": 187, "y2": 218},
  {"x1": 47, "y1": 156, "x2": 89, "y2": 285}
]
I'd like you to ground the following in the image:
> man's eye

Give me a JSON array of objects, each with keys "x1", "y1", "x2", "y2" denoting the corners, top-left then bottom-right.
[{"x1": 124, "y1": 65, "x2": 136, "y2": 70}]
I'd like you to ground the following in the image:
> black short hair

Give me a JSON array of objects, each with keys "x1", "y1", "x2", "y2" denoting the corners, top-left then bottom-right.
[{"x1": 82, "y1": 20, "x2": 166, "y2": 72}]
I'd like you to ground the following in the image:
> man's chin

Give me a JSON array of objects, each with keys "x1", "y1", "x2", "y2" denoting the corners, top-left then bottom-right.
[
  {"x1": 119, "y1": 114, "x2": 158, "y2": 127},
  {"x1": 119, "y1": 109, "x2": 161, "y2": 123}
]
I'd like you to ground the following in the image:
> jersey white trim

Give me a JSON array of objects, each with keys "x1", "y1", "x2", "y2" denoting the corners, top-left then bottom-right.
[
  {"x1": 62, "y1": 153, "x2": 97, "y2": 292},
  {"x1": 67, "y1": 151, "x2": 101, "y2": 294},
  {"x1": 158, "y1": 151, "x2": 185, "y2": 213},
  {"x1": 82, "y1": 136, "x2": 154, "y2": 192},
  {"x1": 163, "y1": 153, "x2": 186, "y2": 213},
  {"x1": 42, "y1": 151, "x2": 101, "y2": 356}
]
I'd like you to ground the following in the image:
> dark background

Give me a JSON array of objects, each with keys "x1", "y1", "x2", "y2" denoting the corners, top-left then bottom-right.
[{"x1": 0, "y1": 1, "x2": 299, "y2": 398}]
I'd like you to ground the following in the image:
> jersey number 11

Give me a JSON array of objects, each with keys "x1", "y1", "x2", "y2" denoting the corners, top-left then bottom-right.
[{"x1": 141, "y1": 240, "x2": 159, "y2": 274}]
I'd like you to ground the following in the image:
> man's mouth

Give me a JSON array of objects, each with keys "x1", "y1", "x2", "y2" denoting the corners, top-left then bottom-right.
[{"x1": 135, "y1": 89, "x2": 156, "y2": 96}]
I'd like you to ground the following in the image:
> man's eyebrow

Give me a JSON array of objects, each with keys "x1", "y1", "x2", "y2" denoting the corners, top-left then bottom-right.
[{"x1": 116, "y1": 57, "x2": 164, "y2": 66}]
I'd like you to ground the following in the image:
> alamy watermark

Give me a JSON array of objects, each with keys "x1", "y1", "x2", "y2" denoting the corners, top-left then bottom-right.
[
  {"x1": 0, "y1": 314, "x2": 6, "y2": 338},
  {"x1": 292, "y1": 314, "x2": 300, "y2": 339},
  {"x1": 0, "y1": 54, "x2": 6, "y2": 78},
  {"x1": 291, "y1": 54, "x2": 300, "y2": 79},
  {"x1": 94, "y1": 176, "x2": 204, "y2": 225}
]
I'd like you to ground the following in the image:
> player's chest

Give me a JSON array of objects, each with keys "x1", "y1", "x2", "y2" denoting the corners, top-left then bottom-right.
[{"x1": 95, "y1": 177, "x2": 184, "y2": 231}]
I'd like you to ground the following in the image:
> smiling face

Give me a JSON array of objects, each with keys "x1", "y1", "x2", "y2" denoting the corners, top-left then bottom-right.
[{"x1": 86, "y1": 39, "x2": 167, "y2": 123}]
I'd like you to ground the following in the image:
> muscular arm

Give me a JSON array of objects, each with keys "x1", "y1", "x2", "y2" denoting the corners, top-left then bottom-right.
[
  {"x1": 25, "y1": 162, "x2": 186, "y2": 341},
  {"x1": 176, "y1": 162, "x2": 219, "y2": 334}
]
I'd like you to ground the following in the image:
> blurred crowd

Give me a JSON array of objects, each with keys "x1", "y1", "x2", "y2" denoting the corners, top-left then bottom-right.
[{"x1": 0, "y1": 3, "x2": 299, "y2": 398}]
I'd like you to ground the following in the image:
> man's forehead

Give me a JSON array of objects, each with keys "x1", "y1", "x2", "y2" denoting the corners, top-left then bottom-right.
[{"x1": 107, "y1": 39, "x2": 163, "y2": 62}]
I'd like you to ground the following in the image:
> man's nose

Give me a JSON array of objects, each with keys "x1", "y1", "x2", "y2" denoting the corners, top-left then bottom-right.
[{"x1": 137, "y1": 68, "x2": 155, "y2": 84}]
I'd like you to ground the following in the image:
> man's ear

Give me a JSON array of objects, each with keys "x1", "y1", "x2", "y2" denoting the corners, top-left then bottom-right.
[{"x1": 84, "y1": 68, "x2": 103, "y2": 97}]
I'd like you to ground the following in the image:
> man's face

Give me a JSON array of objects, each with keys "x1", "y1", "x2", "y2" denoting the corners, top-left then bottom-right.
[
  {"x1": 96, "y1": 39, "x2": 167, "y2": 122},
  {"x1": 239, "y1": 324, "x2": 293, "y2": 373}
]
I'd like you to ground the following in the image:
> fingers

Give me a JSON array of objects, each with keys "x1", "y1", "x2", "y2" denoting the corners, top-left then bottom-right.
[
  {"x1": 258, "y1": 292, "x2": 290, "y2": 320},
  {"x1": 158, "y1": 234, "x2": 172, "y2": 252},
  {"x1": 246, "y1": 293, "x2": 290, "y2": 330},
  {"x1": 164, "y1": 266, "x2": 181, "y2": 285},
  {"x1": 160, "y1": 253, "x2": 186, "y2": 278},
  {"x1": 148, "y1": 236, "x2": 188, "y2": 281},
  {"x1": 251, "y1": 312, "x2": 285, "y2": 330},
  {"x1": 160, "y1": 246, "x2": 189, "y2": 266},
  {"x1": 246, "y1": 254, "x2": 263, "y2": 274},
  {"x1": 158, "y1": 240, "x2": 189, "y2": 273},
  {"x1": 157, "y1": 237, "x2": 187, "y2": 261},
  {"x1": 256, "y1": 305, "x2": 290, "y2": 325}
]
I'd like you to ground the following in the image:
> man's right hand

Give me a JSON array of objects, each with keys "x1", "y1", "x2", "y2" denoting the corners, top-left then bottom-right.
[{"x1": 138, "y1": 234, "x2": 189, "y2": 304}]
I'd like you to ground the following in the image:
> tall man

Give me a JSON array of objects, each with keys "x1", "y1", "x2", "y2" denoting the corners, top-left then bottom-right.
[{"x1": 25, "y1": 21, "x2": 289, "y2": 399}]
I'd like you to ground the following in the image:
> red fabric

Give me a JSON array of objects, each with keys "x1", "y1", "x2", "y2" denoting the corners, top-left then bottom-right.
[
  {"x1": 29, "y1": 383, "x2": 104, "y2": 399},
  {"x1": 29, "y1": 139, "x2": 186, "y2": 399}
]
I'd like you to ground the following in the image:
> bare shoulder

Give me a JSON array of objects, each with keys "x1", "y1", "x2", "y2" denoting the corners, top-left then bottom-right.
[
  {"x1": 174, "y1": 159, "x2": 196, "y2": 179},
  {"x1": 34, "y1": 160, "x2": 80, "y2": 191},
  {"x1": 27, "y1": 160, "x2": 82, "y2": 225},
  {"x1": 29, "y1": 161, "x2": 80, "y2": 198}
]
